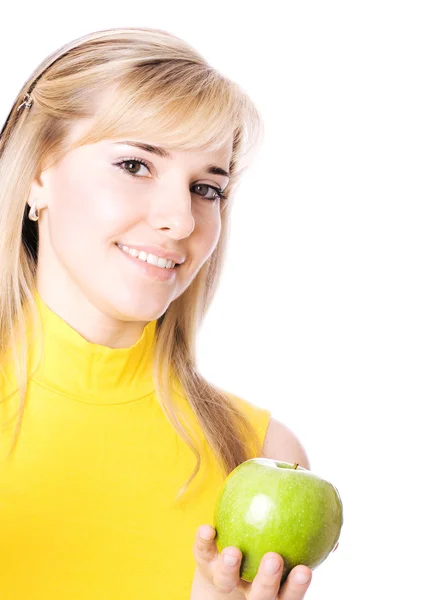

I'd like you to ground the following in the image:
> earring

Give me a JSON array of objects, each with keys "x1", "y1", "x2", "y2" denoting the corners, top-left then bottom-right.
[{"x1": 28, "y1": 201, "x2": 39, "y2": 221}]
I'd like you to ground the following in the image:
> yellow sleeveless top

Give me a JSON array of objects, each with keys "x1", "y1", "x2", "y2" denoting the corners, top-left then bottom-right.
[{"x1": 0, "y1": 293, "x2": 271, "y2": 599}]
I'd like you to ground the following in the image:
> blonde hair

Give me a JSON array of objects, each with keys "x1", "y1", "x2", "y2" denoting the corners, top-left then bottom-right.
[{"x1": 0, "y1": 28, "x2": 264, "y2": 501}]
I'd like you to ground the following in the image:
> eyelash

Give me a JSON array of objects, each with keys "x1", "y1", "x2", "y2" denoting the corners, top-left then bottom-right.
[{"x1": 113, "y1": 157, "x2": 228, "y2": 202}]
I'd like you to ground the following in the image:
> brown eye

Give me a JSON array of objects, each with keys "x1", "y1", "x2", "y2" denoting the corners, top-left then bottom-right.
[
  {"x1": 193, "y1": 184, "x2": 225, "y2": 202},
  {"x1": 126, "y1": 161, "x2": 142, "y2": 175},
  {"x1": 115, "y1": 158, "x2": 151, "y2": 178}
]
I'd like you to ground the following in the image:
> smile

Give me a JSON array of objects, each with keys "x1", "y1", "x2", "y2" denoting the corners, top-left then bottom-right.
[{"x1": 116, "y1": 243, "x2": 177, "y2": 269}]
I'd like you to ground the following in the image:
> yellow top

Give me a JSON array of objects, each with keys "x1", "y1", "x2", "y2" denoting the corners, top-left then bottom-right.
[{"x1": 0, "y1": 293, "x2": 271, "y2": 599}]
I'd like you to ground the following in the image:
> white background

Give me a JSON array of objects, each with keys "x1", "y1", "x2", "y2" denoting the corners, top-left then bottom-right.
[{"x1": 2, "y1": 2, "x2": 445, "y2": 598}]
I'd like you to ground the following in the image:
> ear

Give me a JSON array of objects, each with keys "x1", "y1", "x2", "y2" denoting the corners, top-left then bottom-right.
[{"x1": 26, "y1": 167, "x2": 52, "y2": 211}]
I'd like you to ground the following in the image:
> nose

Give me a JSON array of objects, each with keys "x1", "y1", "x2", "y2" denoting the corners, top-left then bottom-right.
[{"x1": 146, "y1": 182, "x2": 195, "y2": 239}]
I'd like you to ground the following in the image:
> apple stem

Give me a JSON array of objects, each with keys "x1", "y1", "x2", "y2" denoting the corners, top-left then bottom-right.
[{"x1": 292, "y1": 463, "x2": 299, "y2": 470}]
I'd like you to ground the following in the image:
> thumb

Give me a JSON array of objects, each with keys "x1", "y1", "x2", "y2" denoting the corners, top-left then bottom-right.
[{"x1": 193, "y1": 525, "x2": 218, "y2": 575}]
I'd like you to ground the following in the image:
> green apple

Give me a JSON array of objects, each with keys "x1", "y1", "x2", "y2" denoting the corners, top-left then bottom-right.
[{"x1": 213, "y1": 458, "x2": 343, "y2": 583}]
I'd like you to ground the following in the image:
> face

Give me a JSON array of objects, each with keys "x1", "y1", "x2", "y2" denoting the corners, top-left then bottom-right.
[{"x1": 29, "y1": 119, "x2": 232, "y2": 346}]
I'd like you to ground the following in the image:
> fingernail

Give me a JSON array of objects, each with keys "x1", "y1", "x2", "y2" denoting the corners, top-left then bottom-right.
[
  {"x1": 199, "y1": 526, "x2": 213, "y2": 540},
  {"x1": 293, "y1": 568, "x2": 310, "y2": 585},
  {"x1": 223, "y1": 554, "x2": 238, "y2": 567},
  {"x1": 264, "y1": 558, "x2": 281, "y2": 574}
]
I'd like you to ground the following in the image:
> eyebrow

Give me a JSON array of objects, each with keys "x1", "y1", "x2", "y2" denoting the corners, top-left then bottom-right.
[{"x1": 113, "y1": 141, "x2": 231, "y2": 180}]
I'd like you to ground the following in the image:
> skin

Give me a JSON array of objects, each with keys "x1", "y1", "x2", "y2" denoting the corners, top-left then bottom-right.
[
  {"x1": 28, "y1": 118, "x2": 232, "y2": 348},
  {"x1": 191, "y1": 525, "x2": 313, "y2": 599}
]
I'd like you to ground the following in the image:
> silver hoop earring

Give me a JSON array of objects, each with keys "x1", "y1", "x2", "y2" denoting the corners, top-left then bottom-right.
[{"x1": 28, "y1": 202, "x2": 39, "y2": 222}]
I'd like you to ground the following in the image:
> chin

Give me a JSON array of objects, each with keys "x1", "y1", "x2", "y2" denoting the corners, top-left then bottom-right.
[{"x1": 106, "y1": 292, "x2": 169, "y2": 323}]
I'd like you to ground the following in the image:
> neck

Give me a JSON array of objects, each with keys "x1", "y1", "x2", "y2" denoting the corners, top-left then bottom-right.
[
  {"x1": 27, "y1": 289, "x2": 158, "y2": 405},
  {"x1": 35, "y1": 286, "x2": 148, "y2": 349}
]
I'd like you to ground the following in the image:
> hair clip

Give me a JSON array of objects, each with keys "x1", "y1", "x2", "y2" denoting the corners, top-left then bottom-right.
[{"x1": 17, "y1": 93, "x2": 33, "y2": 112}]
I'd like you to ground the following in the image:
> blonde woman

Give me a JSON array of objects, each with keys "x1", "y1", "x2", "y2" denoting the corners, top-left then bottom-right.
[{"x1": 0, "y1": 28, "x2": 312, "y2": 599}]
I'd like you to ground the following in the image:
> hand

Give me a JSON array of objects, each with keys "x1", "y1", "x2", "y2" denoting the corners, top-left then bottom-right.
[{"x1": 191, "y1": 524, "x2": 313, "y2": 599}]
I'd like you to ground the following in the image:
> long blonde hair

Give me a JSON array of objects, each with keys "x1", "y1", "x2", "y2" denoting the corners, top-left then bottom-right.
[{"x1": 0, "y1": 27, "x2": 264, "y2": 501}]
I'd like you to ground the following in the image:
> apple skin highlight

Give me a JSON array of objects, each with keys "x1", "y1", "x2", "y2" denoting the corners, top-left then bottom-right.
[{"x1": 213, "y1": 457, "x2": 343, "y2": 583}]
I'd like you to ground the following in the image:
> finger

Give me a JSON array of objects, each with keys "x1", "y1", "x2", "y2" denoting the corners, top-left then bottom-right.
[
  {"x1": 249, "y1": 552, "x2": 284, "y2": 599},
  {"x1": 278, "y1": 565, "x2": 312, "y2": 599},
  {"x1": 192, "y1": 525, "x2": 218, "y2": 570},
  {"x1": 212, "y1": 547, "x2": 243, "y2": 594}
]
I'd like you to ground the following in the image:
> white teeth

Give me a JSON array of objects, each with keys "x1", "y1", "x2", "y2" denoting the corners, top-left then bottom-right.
[
  {"x1": 117, "y1": 243, "x2": 176, "y2": 269},
  {"x1": 157, "y1": 257, "x2": 168, "y2": 268}
]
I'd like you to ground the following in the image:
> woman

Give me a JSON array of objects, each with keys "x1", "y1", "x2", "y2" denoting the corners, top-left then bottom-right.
[{"x1": 0, "y1": 27, "x2": 312, "y2": 599}]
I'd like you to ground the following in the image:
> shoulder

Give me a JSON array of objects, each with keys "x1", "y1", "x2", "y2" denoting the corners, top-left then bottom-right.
[
  {"x1": 261, "y1": 417, "x2": 311, "y2": 470},
  {"x1": 224, "y1": 391, "x2": 310, "y2": 470},
  {"x1": 225, "y1": 391, "x2": 272, "y2": 434}
]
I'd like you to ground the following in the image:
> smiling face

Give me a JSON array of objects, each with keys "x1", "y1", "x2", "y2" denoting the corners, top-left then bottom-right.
[{"x1": 29, "y1": 119, "x2": 233, "y2": 347}]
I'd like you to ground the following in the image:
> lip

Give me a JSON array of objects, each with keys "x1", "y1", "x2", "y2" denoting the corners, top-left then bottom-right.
[
  {"x1": 115, "y1": 242, "x2": 185, "y2": 265},
  {"x1": 117, "y1": 244, "x2": 178, "y2": 281}
]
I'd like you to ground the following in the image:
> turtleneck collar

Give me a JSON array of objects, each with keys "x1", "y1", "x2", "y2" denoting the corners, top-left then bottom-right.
[{"x1": 29, "y1": 291, "x2": 158, "y2": 405}]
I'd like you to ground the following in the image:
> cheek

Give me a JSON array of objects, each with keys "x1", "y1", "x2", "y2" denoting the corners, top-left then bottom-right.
[
  {"x1": 193, "y1": 209, "x2": 222, "y2": 263},
  {"x1": 48, "y1": 165, "x2": 134, "y2": 253}
]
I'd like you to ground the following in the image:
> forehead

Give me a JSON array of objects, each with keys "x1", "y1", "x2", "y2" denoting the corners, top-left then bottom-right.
[{"x1": 66, "y1": 117, "x2": 233, "y2": 166}]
